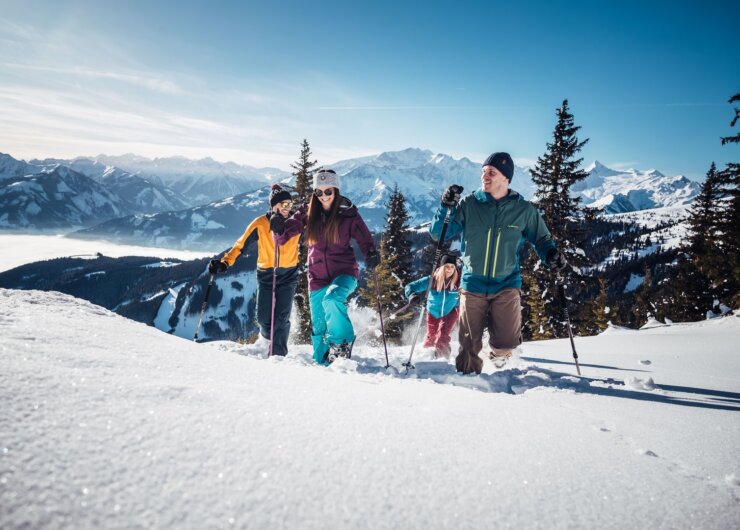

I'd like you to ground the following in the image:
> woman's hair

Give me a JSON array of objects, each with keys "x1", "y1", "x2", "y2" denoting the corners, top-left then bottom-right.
[
  {"x1": 306, "y1": 187, "x2": 342, "y2": 246},
  {"x1": 432, "y1": 263, "x2": 459, "y2": 291}
]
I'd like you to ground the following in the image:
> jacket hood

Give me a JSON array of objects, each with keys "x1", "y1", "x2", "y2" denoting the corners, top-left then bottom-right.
[{"x1": 337, "y1": 196, "x2": 358, "y2": 218}]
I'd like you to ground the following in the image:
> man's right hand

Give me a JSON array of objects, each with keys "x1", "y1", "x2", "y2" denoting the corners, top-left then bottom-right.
[
  {"x1": 269, "y1": 213, "x2": 286, "y2": 235},
  {"x1": 208, "y1": 259, "x2": 228, "y2": 275},
  {"x1": 441, "y1": 184, "x2": 464, "y2": 207}
]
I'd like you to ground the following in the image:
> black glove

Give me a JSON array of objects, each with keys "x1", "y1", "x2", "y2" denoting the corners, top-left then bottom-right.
[
  {"x1": 208, "y1": 259, "x2": 228, "y2": 275},
  {"x1": 441, "y1": 184, "x2": 464, "y2": 207},
  {"x1": 365, "y1": 249, "x2": 380, "y2": 270},
  {"x1": 269, "y1": 213, "x2": 286, "y2": 235},
  {"x1": 408, "y1": 292, "x2": 422, "y2": 306},
  {"x1": 547, "y1": 248, "x2": 568, "y2": 273}
]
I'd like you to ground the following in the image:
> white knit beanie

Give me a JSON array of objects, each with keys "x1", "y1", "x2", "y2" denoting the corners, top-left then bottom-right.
[{"x1": 313, "y1": 169, "x2": 339, "y2": 189}]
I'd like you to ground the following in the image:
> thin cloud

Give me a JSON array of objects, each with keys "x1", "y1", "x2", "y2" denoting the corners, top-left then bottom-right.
[
  {"x1": 609, "y1": 161, "x2": 640, "y2": 170},
  {"x1": 2, "y1": 62, "x2": 185, "y2": 95},
  {"x1": 314, "y1": 105, "x2": 525, "y2": 111}
]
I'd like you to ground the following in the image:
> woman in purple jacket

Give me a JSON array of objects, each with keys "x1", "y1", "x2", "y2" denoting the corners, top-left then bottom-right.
[{"x1": 273, "y1": 169, "x2": 379, "y2": 364}]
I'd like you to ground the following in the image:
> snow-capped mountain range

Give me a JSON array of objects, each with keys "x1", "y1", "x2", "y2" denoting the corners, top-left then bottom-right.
[
  {"x1": 576, "y1": 161, "x2": 701, "y2": 213},
  {"x1": 1, "y1": 149, "x2": 701, "y2": 243},
  {"x1": 74, "y1": 154, "x2": 292, "y2": 205},
  {"x1": 0, "y1": 165, "x2": 132, "y2": 230},
  {"x1": 72, "y1": 187, "x2": 275, "y2": 251}
]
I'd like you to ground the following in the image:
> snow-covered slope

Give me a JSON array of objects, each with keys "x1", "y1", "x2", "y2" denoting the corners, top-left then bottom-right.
[{"x1": 1, "y1": 289, "x2": 738, "y2": 529}]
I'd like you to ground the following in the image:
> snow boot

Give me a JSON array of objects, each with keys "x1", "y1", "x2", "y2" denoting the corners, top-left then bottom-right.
[{"x1": 488, "y1": 349, "x2": 512, "y2": 369}]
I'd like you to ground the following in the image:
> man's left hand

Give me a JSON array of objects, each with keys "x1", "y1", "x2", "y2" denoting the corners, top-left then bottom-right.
[{"x1": 547, "y1": 249, "x2": 568, "y2": 272}]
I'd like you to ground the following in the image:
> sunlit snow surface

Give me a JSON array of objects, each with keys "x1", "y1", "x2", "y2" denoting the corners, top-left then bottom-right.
[{"x1": 1, "y1": 289, "x2": 739, "y2": 529}]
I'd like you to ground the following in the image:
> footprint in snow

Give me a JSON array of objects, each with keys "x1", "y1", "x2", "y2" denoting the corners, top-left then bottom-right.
[
  {"x1": 624, "y1": 376, "x2": 656, "y2": 391},
  {"x1": 639, "y1": 360, "x2": 652, "y2": 365}
]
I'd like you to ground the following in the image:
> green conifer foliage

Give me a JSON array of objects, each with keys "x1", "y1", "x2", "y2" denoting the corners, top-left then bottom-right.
[{"x1": 289, "y1": 139, "x2": 317, "y2": 344}]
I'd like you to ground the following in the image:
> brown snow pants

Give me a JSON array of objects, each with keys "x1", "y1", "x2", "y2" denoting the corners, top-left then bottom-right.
[{"x1": 456, "y1": 288, "x2": 522, "y2": 374}]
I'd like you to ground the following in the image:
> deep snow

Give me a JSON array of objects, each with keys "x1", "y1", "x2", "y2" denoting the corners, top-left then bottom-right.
[{"x1": 1, "y1": 289, "x2": 738, "y2": 529}]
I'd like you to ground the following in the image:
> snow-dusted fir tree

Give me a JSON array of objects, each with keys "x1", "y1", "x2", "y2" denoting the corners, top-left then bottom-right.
[
  {"x1": 530, "y1": 100, "x2": 589, "y2": 241},
  {"x1": 686, "y1": 162, "x2": 723, "y2": 262},
  {"x1": 715, "y1": 93, "x2": 740, "y2": 307},
  {"x1": 359, "y1": 184, "x2": 413, "y2": 341},
  {"x1": 290, "y1": 139, "x2": 318, "y2": 343},
  {"x1": 523, "y1": 99, "x2": 592, "y2": 338},
  {"x1": 661, "y1": 161, "x2": 724, "y2": 319}
]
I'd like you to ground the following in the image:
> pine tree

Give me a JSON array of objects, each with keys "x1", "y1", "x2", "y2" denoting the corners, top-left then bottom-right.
[
  {"x1": 655, "y1": 254, "x2": 712, "y2": 322},
  {"x1": 715, "y1": 94, "x2": 740, "y2": 308},
  {"x1": 521, "y1": 269, "x2": 551, "y2": 340},
  {"x1": 720, "y1": 93, "x2": 740, "y2": 146},
  {"x1": 524, "y1": 99, "x2": 593, "y2": 337},
  {"x1": 686, "y1": 162, "x2": 722, "y2": 264},
  {"x1": 632, "y1": 266, "x2": 654, "y2": 327},
  {"x1": 290, "y1": 139, "x2": 318, "y2": 344},
  {"x1": 530, "y1": 99, "x2": 590, "y2": 243},
  {"x1": 589, "y1": 278, "x2": 611, "y2": 332},
  {"x1": 358, "y1": 185, "x2": 414, "y2": 341},
  {"x1": 381, "y1": 184, "x2": 413, "y2": 285}
]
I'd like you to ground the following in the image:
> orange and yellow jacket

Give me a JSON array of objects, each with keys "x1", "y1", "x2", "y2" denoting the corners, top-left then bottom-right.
[{"x1": 220, "y1": 214, "x2": 300, "y2": 270}]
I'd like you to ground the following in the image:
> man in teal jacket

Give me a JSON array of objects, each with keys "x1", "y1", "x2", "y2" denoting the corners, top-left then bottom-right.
[{"x1": 430, "y1": 152, "x2": 568, "y2": 374}]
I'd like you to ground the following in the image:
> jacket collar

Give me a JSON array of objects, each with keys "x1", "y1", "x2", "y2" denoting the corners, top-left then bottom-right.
[{"x1": 473, "y1": 189, "x2": 522, "y2": 204}]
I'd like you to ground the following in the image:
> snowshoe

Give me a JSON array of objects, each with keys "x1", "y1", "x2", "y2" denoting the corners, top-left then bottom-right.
[{"x1": 325, "y1": 340, "x2": 352, "y2": 364}]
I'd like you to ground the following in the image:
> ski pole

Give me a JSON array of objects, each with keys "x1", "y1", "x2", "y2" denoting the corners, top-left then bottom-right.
[
  {"x1": 388, "y1": 298, "x2": 418, "y2": 321},
  {"x1": 193, "y1": 273, "x2": 215, "y2": 341},
  {"x1": 372, "y1": 268, "x2": 391, "y2": 369},
  {"x1": 268, "y1": 242, "x2": 280, "y2": 357},
  {"x1": 558, "y1": 273, "x2": 581, "y2": 376},
  {"x1": 403, "y1": 202, "x2": 457, "y2": 372}
]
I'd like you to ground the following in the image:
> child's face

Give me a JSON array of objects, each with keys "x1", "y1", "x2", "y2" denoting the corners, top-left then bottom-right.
[{"x1": 444, "y1": 263, "x2": 455, "y2": 278}]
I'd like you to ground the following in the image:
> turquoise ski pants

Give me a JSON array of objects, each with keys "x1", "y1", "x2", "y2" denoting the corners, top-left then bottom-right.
[{"x1": 309, "y1": 274, "x2": 358, "y2": 364}]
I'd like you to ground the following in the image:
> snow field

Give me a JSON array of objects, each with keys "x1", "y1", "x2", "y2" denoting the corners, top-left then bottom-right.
[{"x1": 1, "y1": 289, "x2": 738, "y2": 529}]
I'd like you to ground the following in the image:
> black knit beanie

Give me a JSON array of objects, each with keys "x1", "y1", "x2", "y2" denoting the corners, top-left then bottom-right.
[
  {"x1": 439, "y1": 253, "x2": 460, "y2": 268},
  {"x1": 482, "y1": 152, "x2": 514, "y2": 182},
  {"x1": 269, "y1": 184, "x2": 292, "y2": 207}
]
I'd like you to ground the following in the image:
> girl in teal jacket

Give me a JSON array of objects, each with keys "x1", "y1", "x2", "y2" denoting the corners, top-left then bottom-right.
[{"x1": 404, "y1": 253, "x2": 461, "y2": 358}]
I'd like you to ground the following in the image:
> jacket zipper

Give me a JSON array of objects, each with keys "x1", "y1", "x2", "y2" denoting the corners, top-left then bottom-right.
[
  {"x1": 483, "y1": 228, "x2": 492, "y2": 295},
  {"x1": 483, "y1": 228, "x2": 492, "y2": 278},
  {"x1": 491, "y1": 228, "x2": 502, "y2": 278},
  {"x1": 321, "y1": 215, "x2": 331, "y2": 279},
  {"x1": 441, "y1": 280, "x2": 447, "y2": 318}
]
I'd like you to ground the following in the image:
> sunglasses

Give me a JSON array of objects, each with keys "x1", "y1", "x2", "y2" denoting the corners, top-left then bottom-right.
[
  {"x1": 276, "y1": 200, "x2": 293, "y2": 209},
  {"x1": 314, "y1": 188, "x2": 334, "y2": 198}
]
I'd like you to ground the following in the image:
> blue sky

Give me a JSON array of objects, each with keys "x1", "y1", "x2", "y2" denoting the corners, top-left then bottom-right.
[{"x1": 0, "y1": 0, "x2": 738, "y2": 179}]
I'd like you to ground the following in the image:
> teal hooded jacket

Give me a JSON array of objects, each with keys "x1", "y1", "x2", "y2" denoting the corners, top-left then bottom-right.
[
  {"x1": 429, "y1": 189, "x2": 556, "y2": 295},
  {"x1": 404, "y1": 276, "x2": 460, "y2": 319}
]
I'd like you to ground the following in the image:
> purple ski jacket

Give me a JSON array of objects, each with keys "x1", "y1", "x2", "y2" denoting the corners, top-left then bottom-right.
[{"x1": 275, "y1": 197, "x2": 376, "y2": 291}]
